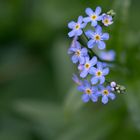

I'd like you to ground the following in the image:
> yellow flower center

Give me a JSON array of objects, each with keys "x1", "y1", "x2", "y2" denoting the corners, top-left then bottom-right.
[
  {"x1": 94, "y1": 35, "x2": 101, "y2": 41},
  {"x1": 86, "y1": 88, "x2": 92, "y2": 94},
  {"x1": 91, "y1": 15, "x2": 97, "y2": 20},
  {"x1": 104, "y1": 19, "x2": 109, "y2": 24},
  {"x1": 96, "y1": 71, "x2": 102, "y2": 77},
  {"x1": 103, "y1": 90, "x2": 109, "y2": 95},
  {"x1": 75, "y1": 50, "x2": 81, "y2": 56},
  {"x1": 85, "y1": 63, "x2": 90, "y2": 69},
  {"x1": 75, "y1": 24, "x2": 80, "y2": 30}
]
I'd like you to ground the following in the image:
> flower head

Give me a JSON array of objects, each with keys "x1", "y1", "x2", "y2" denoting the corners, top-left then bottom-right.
[
  {"x1": 99, "y1": 50, "x2": 116, "y2": 61},
  {"x1": 83, "y1": 7, "x2": 102, "y2": 27},
  {"x1": 78, "y1": 80, "x2": 99, "y2": 102},
  {"x1": 68, "y1": 16, "x2": 86, "y2": 37},
  {"x1": 102, "y1": 14, "x2": 113, "y2": 26},
  {"x1": 86, "y1": 25, "x2": 109, "y2": 49},
  {"x1": 79, "y1": 56, "x2": 97, "y2": 78},
  {"x1": 99, "y1": 85, "x2": 116, "y2": 104},
  {"x1": 89, "y1": 62, "x2": 109, "y2": 84},
  {"x1": 68, "y1": 41, "x2": 88, "y2": 64}
]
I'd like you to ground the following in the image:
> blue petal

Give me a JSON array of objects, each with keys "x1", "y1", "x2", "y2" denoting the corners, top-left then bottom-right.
[
  {"x1": 82, "y1": 94, "x2": 90, "y2": 103},
  {"x1": 91, "y1": 20, "x2": 97, "y2": 27},
  {"x1": 78, "y1": 16, "x2": 83, "y2": 24},
  {"x1": 84, "y1": 80, "x2": 90, "y2": 88},
  {"x1": 77, "y1": 85, "x2": 84, "y2": 92},
  {"x1": 80, "y1": 70, "x2": 88, "y2": 78},
  {"x1": 102, "y1": 95, "x2": 108, "y2": 104},
  {"x1": 68, "y1": 30, "x2": 75, "y2": 37},
  {"x1": 81, "y1": 48, "x2": 88, "y2": 56},
  {"x1": 76, "y1": 29, "x2": 83, "y2": 36},
  {"x1": 85, "y1": 8, "x2": 93, "y2": 16},
  {"x1": 90, "y1": 56, "x2": 97, "y2": 66},
  {"x1": 87, "y1": 40, "x2": 96, "y2": 48},
  {"x1": 89, "y1": 67, "x2": 97, "y2": 75},
  {"x1": 101, "y1": 33, "x2": 109, "y2": 40},
  {"x1": 91, "y1": 77, "x2": 98, "y2": 85},
  {"x1": 90, "y1": 94, "x2": 98, "y2": 102},
  {"x1": 102, "y1": 68, "x2": 109, "y2": 75},
  {"x1": 97, "y1": 62, "x2": 103, "y2": 70},
  {"x1": 81, "y1": 23, "x2": 87, "y2": 28},
  {"x1": 95, "y1": 25, "x2": 102, "y2": 34},
  {"x1": 71, "y1": 55, "x2": 78, "y2": 63},
  {"x1": 108, "y1": 93, "x2": 116, "y2": 100},
  {"x1": 85, "y1": 30, "x2": 94, "y2": 38},
  {"x1": 68, "y1": 21, "x2": 76, "y2": 29},
  {"x1": 79, "y1": 57, "x2": 85, "y2": 64},
  {"x1": 98, "y1": 41, "x2": 106, "y2": 49},
  {"x1": 97, "y1": 15, "x2": 102, "y2": 21},
  {"x1": 99, "y1": 76, "x2": 105, "y2": 84},
  {"x1": 83, "y1": 17, "x2": 91, "y2": 23},
  {"x1": 95, "y1": 6, "x2": 102, "y2": 15}
]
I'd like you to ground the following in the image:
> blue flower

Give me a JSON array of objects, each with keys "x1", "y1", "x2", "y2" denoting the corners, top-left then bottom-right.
[
  {"x1": 68, "y1": 16, "x2": 87, "y2": 37},
  {"x1": 86, "y1": 25, "x2": 109, "y2": 49},
  {"x1": 83, "y1": 7, "x2": 102, "y2": 27},
  {"x1": 99, "y1": 85, "x2": 116, "y2": 104},
  {"x1": 89, "y1": 62, "x2": 109, "y2": 84},
  {"x1": 68, "y1": 41, "x2": 88, "y2": 64},
  {"x1": 79, "y1": 56, "x2": 97, "y2": 78},
  {"x1": 102, "y1": 14, "x2": 113, "y2": 26},
  {"x1": 99, "y1": 50, "x2": 116, "y2": 61},
  {"x1": 78, "y1": 80, "x2": 99, "y2": 102},
  {"x1": 72, "y1": 74, "x2": 82, "y2": 85}
]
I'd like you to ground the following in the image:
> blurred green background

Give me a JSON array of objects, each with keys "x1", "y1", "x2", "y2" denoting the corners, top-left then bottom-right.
[{"x1": 0, "y1": 0, "x2": 140, "y2": 140}]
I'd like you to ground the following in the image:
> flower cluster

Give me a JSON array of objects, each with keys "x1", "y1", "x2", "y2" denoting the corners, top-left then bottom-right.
[{"x1": 67, "y1": 6, "x2": 125, "y2": 104}]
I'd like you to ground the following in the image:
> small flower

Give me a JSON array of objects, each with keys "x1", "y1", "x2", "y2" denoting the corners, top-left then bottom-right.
[
  {"x1": 68, "y1": 16, "x2": 86, "y2": 37},
  {"x1": 72, "y1": 74, "x2": 82, "y2": 85},
  {"x1": 83, "y1": 7, "x2": 102, "y2": 27},
  {"x1": 89, "y1": 62, "x2": 109, "y2": 84},
  {"x1": 80, "y1": 56, "x2": 97, "y2": 78},
  {"x1": 68, "y1": 41, "x2": 88, "y2": 64},
  {"x1": 99, "y1": 86, "x2": 116, "y2": 104},
  {"x1": 99, "y1": 50, "x2": 116, "y2": 61},
  {"x1": 102, "y1": 14, "x2": 113, "y2": 26},
  {"x1": 86, "y1": 25, "x2": 109, "y2": 49},
  {"x1": 78, "y1": 80, "x2": 99, "y2": 102}
]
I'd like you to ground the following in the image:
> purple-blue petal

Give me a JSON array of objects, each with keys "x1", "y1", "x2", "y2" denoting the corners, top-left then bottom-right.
[
  {"x1": 90, "y1": 56, "x2": 97, "y2": 66},
  {"x1": 91, "y1": 77, "x2": 98, "y2": 85},
  {"x1": 95, "y1": 25, "x2": 102, "y2": 34},
  {"x1": 82, "y1": 94, "x2": 90, "y2": 102},
  {"x1": 78, "y1": 16, "x2": 83, "y2": 24},
  {"x1": 71, "y1": 55, "x2": 78, "y2": 63},
  {"x1": 76, "y1": 29, "x2": 83, "y2": 36},
  {"x1": 89, "y1": 67, "x2": 97, "y2": 75},
  {"x1": 95, "y1": 6, "x2": 102, "y2": 15},
  {"x1": 108, "y1": 93, "x2": 116, "y2": 100},
  {"x1": 90, "y1": 94, "x2": 98, "y2": 102},
  {"x1": 99, "y1": 76, "x2": 105, "y2": 84},
  {"x1": 83, "y1": 17, "x2": 91, "y2": 23},
  {"x1": 87, "y1": 40, "x2": 96, "y2": 48},
  {"x1": 79, "y1": 57, "x2": 85, "y2": 64},
  {"x1": 102, "y1": 68, "x2": 109, "y2": 75},
  {"x1": 80, "y1": 70, "x2": 88, "y2": 78},
  {"x1": 85, "y1": 8, "x2": 94, "y2": 16},
  {"x1": 101, "y1": 33, "x2": 109, "y2": 40},
  {"x1": 68, "y1": 30, "x2": 75, "y2": 37},
  {"x1": 98, "y1": 41, "x2": 106, "y2": 49},
  {"x1": 102, "y1": 95, "x2": 108, "y2": 104},
  {"x1": 68, "y1": 21, "x2": 76, "y2": 29},
  {"x1": 91, "y1": 20, "x2": 97, "y2": 27}
]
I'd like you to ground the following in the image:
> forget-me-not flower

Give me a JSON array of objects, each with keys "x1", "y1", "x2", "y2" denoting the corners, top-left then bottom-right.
[
  {"x1": 99, "y1": 85, "x2": 116, "y2": 104},
  {"x1": 68, "y1": 16, "x2": 86, "y2": 37},
  {"x1": 68, "y1": 41, "x2": 88, "y2": 64},
  {"x1": 102, "y1": 14, "x2": 113, "y2": 26},
  {"x1": 78, "y1": 80, "x2": 99, "y2": 102},
  {"x1": 86, "y1": 25, "x2": 109, "y2": 49},
  {"x1": 80, "y1": 56, "x2": 97, "y2": 78},
  {"x1": 89, "y1": 62, "x2": 109, "y2": 85},
  {"x1": 83, "y1": 7, "x2": 102, "y2": 27}
]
